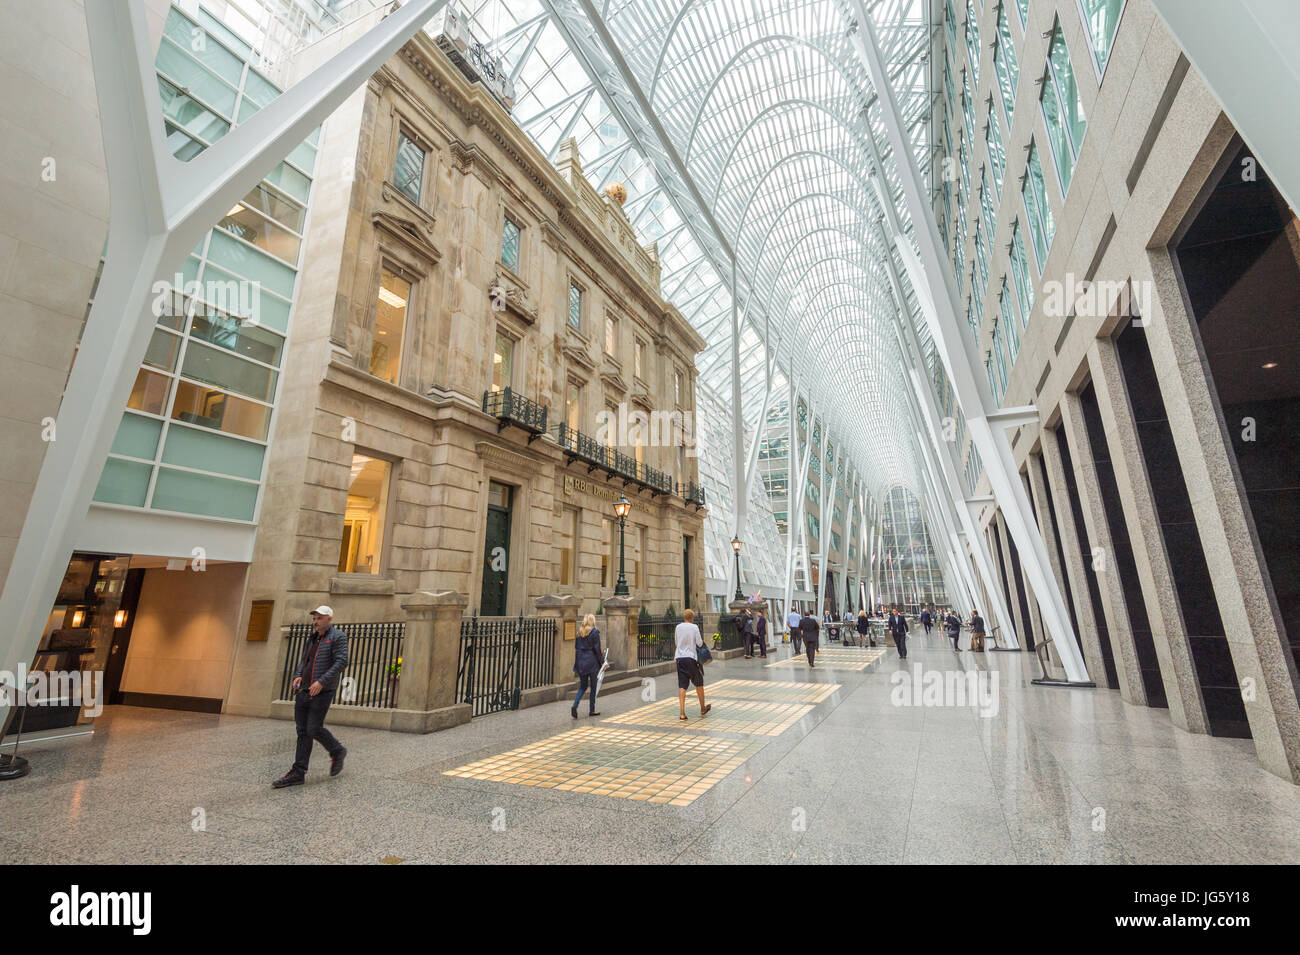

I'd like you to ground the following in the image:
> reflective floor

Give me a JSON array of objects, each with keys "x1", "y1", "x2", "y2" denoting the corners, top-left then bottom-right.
[{"x1": 2, "y1": 630, "x2": 1298, "y2": 864}]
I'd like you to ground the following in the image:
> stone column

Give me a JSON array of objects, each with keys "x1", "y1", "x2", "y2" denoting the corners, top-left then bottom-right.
[
  {"x1": 1025, "y1": 450, "x2": 1069, "y2": 671},
  {"x1": 992, "y1": 511, "x2": 1030, "y2": 654},
  {"x1": 1089, "y1": 336, "x2": 1208, "y2": 733},
  {"x1": 1059, "y1": 391, "x2": 1147, "y2": 705},
  {"x1": 393, "y1": 591, "x2": 472, "y2": 733},
  {"x1": 536, "y1": 593, "x2": 582, "y2": 684},
  {"x1": 601, "y1": 595, "x2": 640, "y2": 672},
  {"x1": 1143, "y1": 251, "x2": 1300, "y2": 781},
  {"x1": 1039, "y1": 425, "x2": 1112, "y2": 687}
]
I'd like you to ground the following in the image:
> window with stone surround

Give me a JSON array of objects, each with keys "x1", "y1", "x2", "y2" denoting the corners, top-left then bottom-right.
[
  {"x1": 604, "y1": 313, "x2": 616, "y2": 356},
  {"x1": 567, "y1": 279, "x2": 583, "y2": 330},
  {"x1": 393, "y1": 130, "x2": 425, "y2": 204},
  {"x1": 501, "y1": 215, "x2": 521, "y2": 273},
  {"x1": 370, "y1": 266, "x2": 411, "y2": 384},
  {"x1": 338, "y1": 453, "x2": 391, "y2": 575},
  {"x1": 634, "y1": 338, "x2": 645, "y2": 379}
]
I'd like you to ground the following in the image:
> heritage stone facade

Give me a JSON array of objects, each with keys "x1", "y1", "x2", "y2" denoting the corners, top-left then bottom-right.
[{"x1": 225, "y1": 27, "x2": 706, "y2": 716}]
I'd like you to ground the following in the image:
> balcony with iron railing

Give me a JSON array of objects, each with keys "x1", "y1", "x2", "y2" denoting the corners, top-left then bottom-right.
[
  {"x1": 679, "y1": 480, "x2": 706, "y2": 508},
  {"x1": 554, "y1": 422, "x2": 677, "y2": 498},
  {"x1": 482, "y1": 387, "x2": 548, "y2": 441}
]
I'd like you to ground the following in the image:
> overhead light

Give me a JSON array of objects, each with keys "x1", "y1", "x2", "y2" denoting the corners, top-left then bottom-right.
[
  {"x1": 1261, "y1": 361, "x2": 1279, "y2": 369},
  {"x1": 378, "y1": 287, "x2": 407, "y2": 309},
  {"x1": 226, "y1": 204, "x2": 243, "y2": 217},
  {"x1": 114, "y1": 609, "x2": 128, "y2": 628}
]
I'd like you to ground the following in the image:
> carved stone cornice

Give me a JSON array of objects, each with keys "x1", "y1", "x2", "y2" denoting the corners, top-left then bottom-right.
[
  {"x1": 599, "y1": 354, "x2": 626, "y2": 395},
  {"x1": 380, "y1": 181, "x2": 437, "y2": 235},
  {"x1": 562, "y1": 327, "x2": 596, "y2": 375},
  {"x1": 476, "y1": 440, "x2": 547, "y2": 476},
  {"x1": 489, "y1": 267, "x2": 537, "y2": 326}
]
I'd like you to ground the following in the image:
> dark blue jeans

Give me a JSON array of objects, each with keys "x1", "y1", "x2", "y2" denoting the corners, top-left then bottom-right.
[
  {"x1": 292, "y1": 687, "x2": 342, "y2": 775},
  {"x1": 573, "y1": 672, "x2": 599, "y2": 711}
]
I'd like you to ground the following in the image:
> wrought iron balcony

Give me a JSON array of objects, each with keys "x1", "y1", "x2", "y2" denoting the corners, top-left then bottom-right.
[
  {"x1": 680, "y1": 480, "x2": 706, "y2": 508},
  {"x1": 554, "y1": 422, "x2": 674, "y2": 497},
  {"x1": 482, "y1": 387, "x2": 547, "y2": 441},
  {"x1": 641, "y1": 463, "x2": 674, "y2": 496}
]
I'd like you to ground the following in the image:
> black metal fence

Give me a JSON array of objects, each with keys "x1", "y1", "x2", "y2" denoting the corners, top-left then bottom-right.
[
  {"x1": 279, "y1": 622, "x2": 404, "y2": 708},
  {"x1": 456, "y1": 613, "x2": 556, "y2": 717},
  {"x1": 483, "y1": 387, "x2": 548, "y2": 438},
  {"x1": 636, "y1": 614, "x2": 681, "y2": 665}
]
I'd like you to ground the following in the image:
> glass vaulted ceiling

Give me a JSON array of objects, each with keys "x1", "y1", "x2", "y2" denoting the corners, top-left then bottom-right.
[{"x1": 448, "y1": 0, "x2": 939, "y2": 504}]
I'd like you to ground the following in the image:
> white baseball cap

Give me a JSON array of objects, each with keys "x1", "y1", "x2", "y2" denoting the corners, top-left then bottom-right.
[{"x1": 310, "y1": 605, "x2": 334, "y2": 617}]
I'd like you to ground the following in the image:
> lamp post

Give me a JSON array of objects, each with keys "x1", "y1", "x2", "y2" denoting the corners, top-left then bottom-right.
[
  {"x1": 613, "y1": 495, "x2": 631, "y2": 597},
  {"x1": 731, "y1": 535, "x2": 744, "y2": 600}
]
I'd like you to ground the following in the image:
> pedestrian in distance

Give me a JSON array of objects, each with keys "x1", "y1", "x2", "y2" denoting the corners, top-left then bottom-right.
[
  {"x1": 856, "y1": 609, "x2": 873, "y2": 647},
  {"x1": 754, "y1": 608, "x2": 768, "y2": 658},
  {"x1": 675, "y1": 609, "x2": 711, "y2": 721},
  {"x1": 571, "y1": 612, "x2": 603, "y2": 718},
  {"x1": 274, "y1": 606, "x2": 349, "y2": 789},
  {"x1": 921, "y1": 607, "x2": 933, "y2": 634},
  {"x1": 969, "y1": 609, "x2": 987, "y2": 652},
  {"x1": 741, "y1": 608, "x2": 758, "y2": 658},
  {"x1": 787, "y1": 605, "x2": 803, "y2": 654},
  {"x1": 946, "y1": 610, "x2": 962, "y2": 651},
  {"x1": 799, "y1": 611, "x2": 820, "y2": 667},
  {"x1": 889, "y1": 606, "x2": 909, "y2": 660}
]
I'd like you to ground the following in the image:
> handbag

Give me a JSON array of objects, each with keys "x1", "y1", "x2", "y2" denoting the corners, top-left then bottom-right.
[{"x1": 696, "y1": 642, "x2": 713, "y2": 664}]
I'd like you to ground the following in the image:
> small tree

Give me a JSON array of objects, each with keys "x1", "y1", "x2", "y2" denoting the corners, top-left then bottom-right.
[{"x1": 664, "y1": 603, "x2": 678, "y2": 621}]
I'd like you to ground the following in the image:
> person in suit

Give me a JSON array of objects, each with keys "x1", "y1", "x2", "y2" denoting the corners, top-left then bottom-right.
[
  {"x1": 571, "y1": 613, "x2": 603, "y2": 718},
  {"x1": 920, "y1": 608, "x2": 933, "y2": 634},
  {"x1": 889, "y1": 607, "x2": 908, "y2": 659},
  {"x1": 799, "y1": 612, "x2": 821, "y2": 667},
  {"x1": 754, "y1": 609, "x2": 768, "y2": 658}
]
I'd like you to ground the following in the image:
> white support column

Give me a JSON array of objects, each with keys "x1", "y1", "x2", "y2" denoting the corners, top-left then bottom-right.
[
  {"x1": 847, "y1": 5, "x2": 1086, "y2": 681},
  {"x1": 730, "y1": 259, "x2": 746, "y2": 598},
  {"x1": 0, "y1": 0, "x2": 452, "y2": 714}
]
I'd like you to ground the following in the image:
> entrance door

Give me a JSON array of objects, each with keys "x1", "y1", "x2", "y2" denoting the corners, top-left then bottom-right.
[
  {"x1": 480, "y1": 481, "x2": 513, "y2": 616},
  {"x1": 682, "y1": 536, "x2": 692, "y2": 610}
]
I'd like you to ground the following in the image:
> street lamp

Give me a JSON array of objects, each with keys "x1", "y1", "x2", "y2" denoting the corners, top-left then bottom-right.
[
  {"x1": 613, "y1": 495, "x2": 631, "y2": 596},
  {"x1": 731, "y1": 535, "x2": 744, "y2": 600}
]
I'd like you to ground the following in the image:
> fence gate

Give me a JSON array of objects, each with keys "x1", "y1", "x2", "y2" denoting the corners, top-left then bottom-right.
[{"x1": 456, "y1": 613, "x2": 557, "y2": 718}]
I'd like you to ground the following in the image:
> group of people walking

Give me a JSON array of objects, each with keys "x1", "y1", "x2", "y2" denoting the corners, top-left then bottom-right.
[{"x1": 272, "y1": 601, "x2": 992, "y2": 788}]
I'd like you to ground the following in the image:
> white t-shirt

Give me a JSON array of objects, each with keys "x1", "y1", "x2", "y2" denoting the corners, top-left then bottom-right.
[{"x1": 674, "y1": 621, "x2": 703, "y2": 660}]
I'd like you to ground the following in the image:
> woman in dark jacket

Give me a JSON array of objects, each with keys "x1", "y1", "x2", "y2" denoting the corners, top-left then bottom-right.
[
  {"x1": 856, "y1": 610, "x2": 873, "y2": 647},
  {"x1": 572, "y1": 613, "x2": 603, "y2": 718}
]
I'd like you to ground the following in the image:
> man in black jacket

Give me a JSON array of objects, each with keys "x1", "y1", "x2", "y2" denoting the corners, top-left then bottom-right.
[
  {"x1": 889, "y1": 607, "x2": 908, "y2": 660},
  {"x1": 274, "y1": 606, "x2": 350, "y2": 788},
  {"x1": 798, "y1": 612, "x2": 820, "y2": 667}
]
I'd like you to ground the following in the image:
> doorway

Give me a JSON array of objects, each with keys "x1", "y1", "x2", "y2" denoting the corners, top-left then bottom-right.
[{"x1": 480, "y1": 480, "x2": 514, "y2": 615}]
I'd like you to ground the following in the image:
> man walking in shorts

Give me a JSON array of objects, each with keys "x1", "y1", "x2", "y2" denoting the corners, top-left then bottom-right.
[{"x1": 675, "y1": 609, "x2": 712, "y2": 721}]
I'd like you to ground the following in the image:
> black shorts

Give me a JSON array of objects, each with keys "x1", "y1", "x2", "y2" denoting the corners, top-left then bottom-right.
[{"x1": 676, "y1": 658, "x2": 704, "y2": 689}]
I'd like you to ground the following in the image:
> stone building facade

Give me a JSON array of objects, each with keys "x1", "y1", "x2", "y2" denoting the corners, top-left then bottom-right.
[{"x1": 225, "y1": 27, "x2": 706, "y2": 715}]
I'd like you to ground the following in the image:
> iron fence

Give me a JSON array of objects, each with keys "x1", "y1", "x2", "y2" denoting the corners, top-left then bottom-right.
[
  {"x1": 278, "y1": 622, "x2": 404, "y2": 708},
  {"x1": 456, "y1": 613, "x2": 556, "y2": 717},
  {"x1": 636, "y1": 614, "x2": 681, "y2": 665}
]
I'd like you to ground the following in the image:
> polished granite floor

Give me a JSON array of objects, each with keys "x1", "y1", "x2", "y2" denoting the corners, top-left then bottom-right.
[{"x1": 3, "y1": 629, "x2": 1298, "y2": 864}]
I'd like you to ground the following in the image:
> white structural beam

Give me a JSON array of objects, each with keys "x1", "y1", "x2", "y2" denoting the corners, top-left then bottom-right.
[
  {"x1": 0, "y1": 0, "x2": 451, "y2": 724},
  {"x1": 847, "y1": 1, "x2": 1088, "y2": 682},
  {"x1": 1148, "y1": 0, "x2": 1300, "y2": 215}
]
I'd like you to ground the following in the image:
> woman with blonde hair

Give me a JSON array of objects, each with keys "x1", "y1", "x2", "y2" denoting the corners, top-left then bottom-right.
[{"x1": 572, "y1": 612, "x2": 604, "y2": 718}]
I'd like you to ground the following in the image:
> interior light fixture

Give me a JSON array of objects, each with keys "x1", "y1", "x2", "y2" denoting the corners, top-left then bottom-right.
[
  {"x1": 378, "y1": 287, "x2": 407, "y2": 309},
  {"x1": 1261, "y1": 361, "x2": 1279, "y2": 369}
]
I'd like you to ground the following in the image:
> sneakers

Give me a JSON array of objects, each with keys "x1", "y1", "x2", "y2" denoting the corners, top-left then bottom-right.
[
  {"x1": 330, "y1": 746, "x2": 347, "y2": 777},
  {"x1": 273, "y1": 772, "x2": 304, "y2": 789}
]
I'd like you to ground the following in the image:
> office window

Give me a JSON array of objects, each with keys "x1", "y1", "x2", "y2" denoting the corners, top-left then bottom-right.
[
  {"x1": 501, "y1": 215, "x2": 520, "y2": 272},
  {"x1": 567, "y1": 281, "x2": 582, "y2": 329},
  {"x1": 393, "y1": 131, "x2": 424, "y2": 204},
  {"x1": 985, "y1": 100, "x2": 1006, "y2": 200},
  {"x1": 945, "y1": 0, "x2": 957, "y2": 52},
  {"x1": 1009, "y1": 219, "x2": 1034, "y2": 314},
  {"x1": 560, "y1": 507, "x2": 578, "y2": 587},
  {"x1": 370, "y1": 267, "x2": 409, "y2": 384},
  {"x1": 566, "y1": 380, "x2": 582, "y2": 431},
  {"x1": 964, "y1": 0, "x2": 980, "y2": 86},
  {"x1": 973, "y1": 220, "x2": 989, "y2": 308},
  {"x1": 338, "y1": 454, "x2": 390, "y2": 574},
  {"x1": 604, "y1": 314, "x2": 616, "y2": 356},
  {"x1": 1021, "y1": 141, "x2": 1055, "y2": 270},
  {"x1": 1080, "y1": 0, "x2": 1125, "y2": 72},
  {"x1": 993, "y1": 2, "x2": 1019, "y2": 127},
  {"x1": 1040, "y1": 20, "x2": 1088, "y2": 195},
  {"x1": 998, "y1": 277, "x2": 1022, "y2": 363},
  {"x1": 991, "y1": 326, "x2": 1009, "y2": 401},
  {"x1": 634, "y1": 338, "x2": 645, "y2": 379},
  {"x1": 1014, "y1": 0, "x2": 1028, "y2": 24},
  {"x1": 962, "y1": 69, "x2": 975, "y2": 144},
  {"x1": 980, "y1": 169, "x2": 996, "y2": 237},
  {"x1": 492, "y1": 330, "x2": 513, "y2": 393}
]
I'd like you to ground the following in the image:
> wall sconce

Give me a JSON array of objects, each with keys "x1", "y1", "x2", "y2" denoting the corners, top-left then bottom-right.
[
  {"x1": 114, "y1": 609, "x2": 128, "y2": 629},
  {"x1": 71, "y1": 609, "x2": 85, "y2": 628}
]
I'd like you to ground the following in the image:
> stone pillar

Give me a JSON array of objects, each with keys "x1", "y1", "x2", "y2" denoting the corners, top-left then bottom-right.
[
  {"x1": 1024, "y1": 451, "x2": 1068, "y2": 672},
  {"x1": 393, "y1": 591, "x2": 472, "y2": 733},
  {"x1": 992, "y1": 511, "x2": 1030, "y2": 655},
  {"x1": 601, "y1": 595, "x2": 640, "y2": 672},
  {"x1": 1039, "y1": 426, "x2": 1112, "y2": 687},
  {"x1": 536, "y1": 593, "x2": 582, "y2": 684},
  {"x1": 1059, "y1": 390, "x2": 1147, "y2": 706},
  {"x1": 1089, "y1": 336, "x2": 1207, "y2": 733}
]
